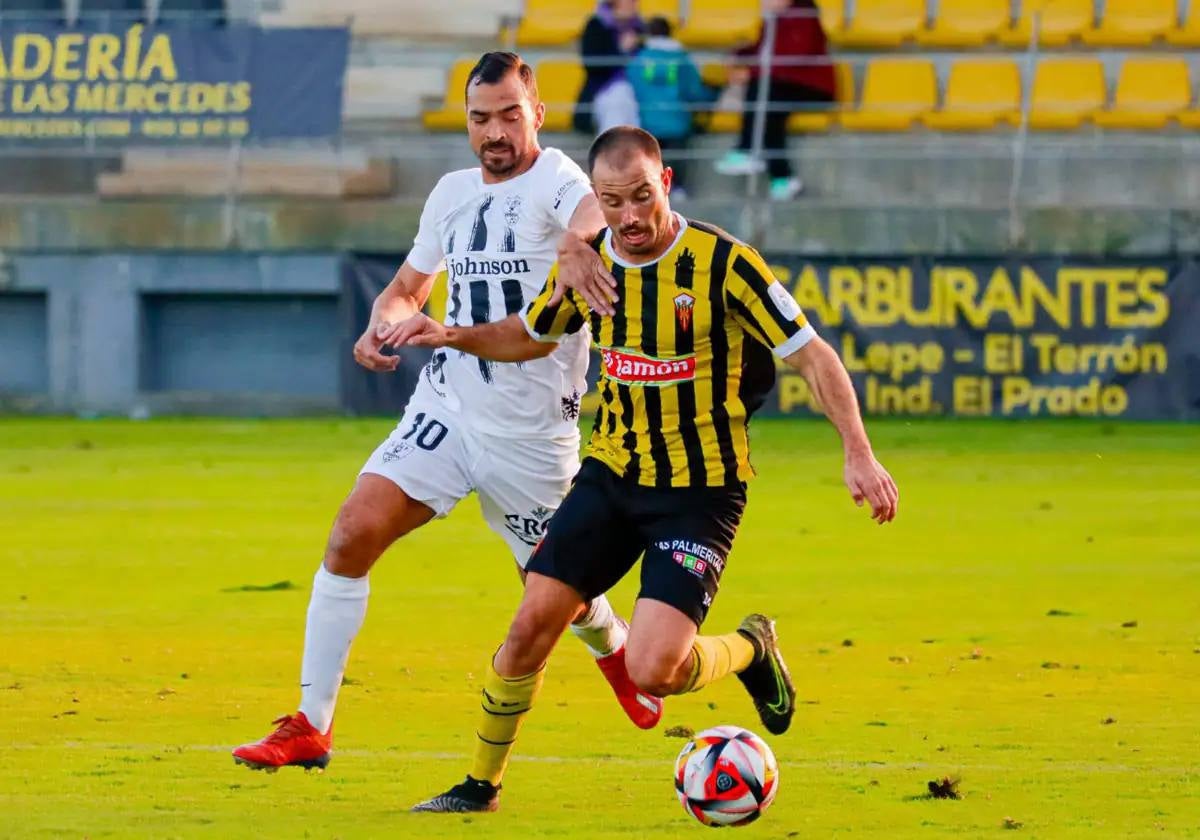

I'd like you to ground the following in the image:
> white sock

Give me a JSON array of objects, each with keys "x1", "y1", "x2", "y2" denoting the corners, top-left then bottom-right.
[
  {"x1": 569, "y1": 594, "x2": 628, "y2": 658},
  {"x1": 298, "y1": 566, "x2": 369, "y2": 734}
]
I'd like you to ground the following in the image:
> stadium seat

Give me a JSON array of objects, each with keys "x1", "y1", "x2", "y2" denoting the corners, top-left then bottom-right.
[
  {"x1": 677, "y1": 0, "x2": 759, "y2": 48},
  {"x1": 839, "y1": 59, "x2": 936, "y2": 131},
  {"x1": 422, "y1": 60, "x2": 474, "y2": 132},
  {"x1": 1001, "y1": 0, "x2": 1093, "y2": 46},
  {"x1": 838, "y1": 0, "x2": 926, "y2": 48},
  {"x1": 698, "y1": 62, "x2": 851, "y2": 134},
  {"x1": 1094, "y1": 58, "x2": 1190, "y2": 130},
  {"x1": 923, "y1": 59, "x2": 1020, "y2": 131},
  {"x1": 640, "y1": 0, "x2": 680, "y2": 26},
  {"x1": 537, "y1": 59, "x2": 585, "y2": 131},
  {"x1": 918, "y1": 0, "x2": 1011, "y2": 47},
  {"x1": 516, "y1": 0, "x2": 590, "y2": 46},
  {"x1": 817, "y1": 0, "x2": 845, "y2": 35},
  {"x1": 1028, "y1": 58, "x2": 1105, "y2": 130},
  {"x1": 1083, "y1": 0, "x2": 1176, "y2": 46},
  {"x1": 1166, "y1": 1, "x2": 1200, "y2": 45},
  {"x1": 788, "y1": 61, "x2": 854, "y2": 132}
]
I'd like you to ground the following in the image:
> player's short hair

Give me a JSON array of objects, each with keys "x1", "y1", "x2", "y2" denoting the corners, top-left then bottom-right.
[
  {"x1": 588, "y1": 126, "x2": 663, "y2": 174},
  {"x1": 465, "y1": 51, "x2": 539, "y2": 103},
  {"x1": 647, "y1": 15, "x2": 672, "y2": 37}
]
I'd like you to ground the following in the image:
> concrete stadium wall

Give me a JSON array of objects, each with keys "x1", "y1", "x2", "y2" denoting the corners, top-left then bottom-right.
[{"x1": 0, "y1": 253, "x2": 342, "y2": 416}]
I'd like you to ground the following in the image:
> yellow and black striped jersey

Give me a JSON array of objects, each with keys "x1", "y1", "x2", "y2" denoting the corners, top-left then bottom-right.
[{"x1": 523, "y1": 216, "x2": 816, "y2": 488}]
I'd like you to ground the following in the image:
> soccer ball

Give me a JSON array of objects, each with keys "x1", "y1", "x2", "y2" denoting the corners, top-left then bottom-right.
[{"x1": 674, "y1": 725, "x2": 779, "y2": 827}]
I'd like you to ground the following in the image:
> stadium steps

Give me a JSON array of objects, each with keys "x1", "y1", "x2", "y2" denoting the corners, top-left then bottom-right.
[
  {"x1": 97, "y1": 149, "x2": 395, "y2": 198},
  {"x1": 261, "y1": 0, "x2": 521, "y2": 39}
]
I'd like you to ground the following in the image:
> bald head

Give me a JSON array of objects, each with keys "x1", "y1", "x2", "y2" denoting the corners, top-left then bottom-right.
[{"x1": 588, "y1": 126, "x2": 663, "y2": 176}]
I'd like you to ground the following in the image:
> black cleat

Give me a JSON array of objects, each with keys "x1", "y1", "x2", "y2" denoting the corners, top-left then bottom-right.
[
  {"x1": 735, "y1": 614, "x2": 796, "y2": 735},
  {"x1": 411, "y1": 776, "x2": 500, "y2": 813}
]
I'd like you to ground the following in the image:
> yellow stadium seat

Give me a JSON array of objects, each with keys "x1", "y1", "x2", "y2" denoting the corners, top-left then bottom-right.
[
  {"x1": 678, "y1": 0, "x2": 760, "y2": 48},
  {"x1": 695, "y1": 62, "x2": 849, "y2": 135},
  {"x1": 817, "y1": 0, "x2": 846, "y2": 38},
  {"x1": 640, "y1": 0, "x2": 681, "y2": 26},
  {"x1": 1083, "y1": 0, "x2": 1176, "y2": 46},
  {"x1": 788, "y1": 61, "x2": 854, "y2": 132},
  {"x1": 422, "y1": 60, "x2": 474, "y2": 132},
  {"x1": 537, "y1": 60, "x2": 585, "y2": 132},
  {"x1": 1094, "y1": 58, "x2": 1190, "y2": 129},
  {"x1": 1001, "y1": 0, "x2": 1092, "y2": 46},
  {"x1": 517, "y1": 0, "x2": 591, "y2": 46},
  {"x1": 1028, "y1": 59, "x2": 1105, "y2": 130},
  {"x1": 1166, "y1": 2, "x2": 1200, "y2": 45},
  {"x1": 839, "y1": 59, "x2": 936, "y2": 131},
  {"x1": 923, "y1": 59, "x2": 1020, "y2": 130},
  {"x1": 918, "y1": 0, "x2": 1011, "y2": 47},
  {"x1": 838, "y1": 0, "x2": 926, "y2": 48},
  {"x1": 696, "y1": 63, "x2": 739, "y2": 132}
]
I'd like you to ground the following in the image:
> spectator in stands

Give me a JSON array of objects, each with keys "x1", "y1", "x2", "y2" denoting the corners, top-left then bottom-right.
[
  {"x1": 627, "y1": 16, "x2": 715, "y2": 200},
  {"x1": 714, "y1": 0, "x2": 834, "y2": 200},
  {"x1": 575, "y1": 0, "x2": 645, "y2": 134}
]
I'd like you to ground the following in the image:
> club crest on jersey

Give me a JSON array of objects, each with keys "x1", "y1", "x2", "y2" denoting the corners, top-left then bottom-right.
[
  {"x1": 601, "y1": 348, "x2": 696, "y2": 386},
  {"x1": 504, "y1": 194, "x2": 523, "y2": 225},
  {"x1": 673, "y1": 290, "x2": 696, "y2": 331}
]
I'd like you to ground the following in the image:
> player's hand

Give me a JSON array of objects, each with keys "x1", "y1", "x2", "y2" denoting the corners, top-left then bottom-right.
[
  {"x1": 353, "y1": 323, "x2": 400, "y2": 372},
  {"x1": 554, "y1": 230, "x2": 617, "y2": 316},
  {"x1": 844, "y1": 452, "x2": 898, "y2": 524},
  {"x1": 379, "y1": 313, "x2": 451, "y2": 349}
]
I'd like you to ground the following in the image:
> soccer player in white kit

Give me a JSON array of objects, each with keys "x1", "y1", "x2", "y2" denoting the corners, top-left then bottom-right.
[{"x1": 232, "y1": 52, "x2": 662, "y2": 773}]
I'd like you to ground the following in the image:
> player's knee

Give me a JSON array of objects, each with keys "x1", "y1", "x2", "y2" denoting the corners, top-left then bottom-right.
[
  {"x1": 626, "y1": 649, "x2": 688, "y2": 697},
  {"x1": 324, "y1": 502, "x2": 389, "y2": 576}
]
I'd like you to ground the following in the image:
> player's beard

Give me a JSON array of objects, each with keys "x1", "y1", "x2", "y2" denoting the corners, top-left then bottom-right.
[
  {"x1": 478, "y1": 141, "x2": 523, "y2": 178},
  {"x1": 618, "y1": 207, "x2": 671, "y2": 256}
]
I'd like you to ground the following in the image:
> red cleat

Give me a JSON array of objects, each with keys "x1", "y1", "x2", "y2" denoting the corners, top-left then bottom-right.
[
  {"x1": 596, "y1": 646, "x2": 664, "y2": 730},
  {"x1": 232, "y1": 712, "x2": 332, "y2": 772}
]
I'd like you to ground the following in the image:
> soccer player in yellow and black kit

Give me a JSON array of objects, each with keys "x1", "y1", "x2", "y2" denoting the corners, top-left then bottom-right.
[{"x1": 388, "y1": 126, "x2": 899, "y2": 813}]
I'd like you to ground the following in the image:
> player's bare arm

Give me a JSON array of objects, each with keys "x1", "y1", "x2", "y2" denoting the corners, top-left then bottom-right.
[
  {"x1": 354, "y1": 260, "x2": 437, "y2": 372},
  {"x1": 552, "y1": 193, "x2": 618, "y2": 316},
  {"x1": 388, "y1": 312, "x2": 553, "y2": 363},
  {"x1": 785, "y1": 336, "x2": 899, "y2": 524}
]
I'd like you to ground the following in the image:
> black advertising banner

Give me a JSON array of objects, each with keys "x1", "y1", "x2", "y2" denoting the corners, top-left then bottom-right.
[
  {"x1": 342, "y1": 255, "x2": 1200, "y2": 420},
  {"x1": 0, "y1": 23, "x2": 348, "y2": 142},
  {"x1": 763, "y1": 258, "x2": 1199, "y2": 420}
]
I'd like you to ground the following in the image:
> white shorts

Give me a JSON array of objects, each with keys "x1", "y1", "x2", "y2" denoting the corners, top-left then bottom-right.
[{"x1": 360, "y1": 385, "x2": 580, "y2": 568}]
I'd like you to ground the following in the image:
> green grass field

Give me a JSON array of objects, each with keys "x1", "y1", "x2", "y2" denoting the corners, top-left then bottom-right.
[{"x1": 2, "y1": 417, "x2": 1198, "y2": 839}]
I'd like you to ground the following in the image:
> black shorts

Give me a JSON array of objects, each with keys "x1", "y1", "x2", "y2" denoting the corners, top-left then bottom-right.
[{"x1": 526, "y1": 458, "x2": 747, "y2": 626}]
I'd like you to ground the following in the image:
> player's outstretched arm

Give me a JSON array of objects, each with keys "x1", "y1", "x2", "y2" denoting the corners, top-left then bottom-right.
[
  {"x1": 784, "y1": 337, "x2": 899, "y2": 524},
  {"x1": 552, "y1": 194, "x2": 617, "y2": 316},
  {"x1": 354, "y1": 260, "x2": 437, "y2": 372},
  {"x1": 383, "y1": 313, "x2": 554, "y2": 363}
]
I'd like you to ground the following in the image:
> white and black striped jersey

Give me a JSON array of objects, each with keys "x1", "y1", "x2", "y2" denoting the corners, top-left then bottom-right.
[{"x1": 405, "y1": 147, "x2": 592, "y2": 439}]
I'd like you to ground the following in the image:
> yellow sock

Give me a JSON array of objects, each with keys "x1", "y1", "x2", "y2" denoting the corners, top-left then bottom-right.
[
  {"x1": 682, "y1": 631, "x2": 757, "y2": 693},
  {"x1": 470, "y1": 659, "x2": 544, "y2": 786}
]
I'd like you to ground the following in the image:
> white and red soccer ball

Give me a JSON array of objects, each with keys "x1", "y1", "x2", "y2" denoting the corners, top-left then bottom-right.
[{"x1": 674, "y1": 725, "x2": 779, "y2": 827}]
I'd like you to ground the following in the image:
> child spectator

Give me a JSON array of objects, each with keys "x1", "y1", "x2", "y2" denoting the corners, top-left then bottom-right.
[{"x1": 627, "y1": 16, "x2": 715, "y2": 198}]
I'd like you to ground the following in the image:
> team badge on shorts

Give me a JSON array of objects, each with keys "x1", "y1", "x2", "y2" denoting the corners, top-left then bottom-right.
[{"x1": 381, "y1": 440, "x2": 414, "y2": 463}]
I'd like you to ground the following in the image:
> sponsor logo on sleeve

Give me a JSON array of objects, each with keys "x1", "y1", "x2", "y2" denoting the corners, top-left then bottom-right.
[{"x1": 767, "y1": 282, "x2": 803, "y2": 321}]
